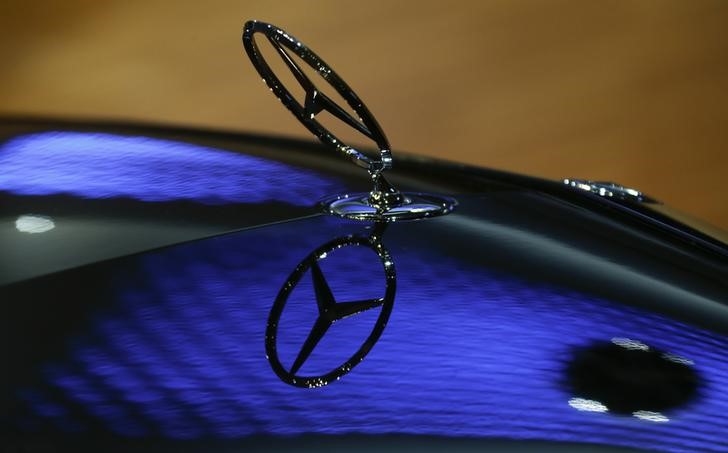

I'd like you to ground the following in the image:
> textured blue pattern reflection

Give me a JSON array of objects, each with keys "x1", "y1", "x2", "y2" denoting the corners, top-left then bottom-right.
[
  {"x1": 0, "y1": 132, "x2": 339, "y2": 205},
  {"x1": 14, "y1": 218, "x2": 728, "y2": 452}
]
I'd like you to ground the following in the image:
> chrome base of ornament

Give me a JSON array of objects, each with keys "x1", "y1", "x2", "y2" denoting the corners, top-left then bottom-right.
[{"x1": 322, "y1": 192, "x2": 457, "y2": 222}]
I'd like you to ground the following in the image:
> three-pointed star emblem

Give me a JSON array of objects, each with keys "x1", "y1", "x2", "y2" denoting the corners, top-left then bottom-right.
[
  {"x1": 289, "y1": 260, "x2": 384, "y2": 375},
  {"x1": 266, "y1": 233, "x2": 396, "y2": 388},
  {"x1": 242, "y1": 20, "x2": 392, "y2": 173}
]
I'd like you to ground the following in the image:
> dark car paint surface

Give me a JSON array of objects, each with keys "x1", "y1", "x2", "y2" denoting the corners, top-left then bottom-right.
[{"x1": 1, "y1": 118, "x2": 727, "y2": 452}]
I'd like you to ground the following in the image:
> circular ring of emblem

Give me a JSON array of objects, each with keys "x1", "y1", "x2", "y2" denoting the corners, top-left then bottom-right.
[
  {"x1": 243, "y1": 20, "x2": 392, "y2": 173},
  {"x1": 266, "y1": 233, "x2": 396, "y2": 388}
]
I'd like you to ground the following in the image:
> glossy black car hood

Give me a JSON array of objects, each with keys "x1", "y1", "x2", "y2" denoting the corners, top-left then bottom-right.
[
  {"x1": 1, "y1": 118, "x2": 725, "y2": 285},
  {"x1": 2, "y1": 119, "x2": 727, "y2": 452}
]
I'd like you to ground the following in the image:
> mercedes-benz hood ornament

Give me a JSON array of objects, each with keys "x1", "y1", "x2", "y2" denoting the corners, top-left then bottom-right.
[{"x1": 242, "y1": 20, "x2": 456, "y2": 221}]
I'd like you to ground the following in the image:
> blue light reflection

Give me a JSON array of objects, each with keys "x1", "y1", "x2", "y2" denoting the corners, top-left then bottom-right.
[
  {"x1": 13, "y1": 218, "x2": 728, "y2": 452},
  {"x1": 0, "y1": 132, "x2": 340, "y2": 205}
]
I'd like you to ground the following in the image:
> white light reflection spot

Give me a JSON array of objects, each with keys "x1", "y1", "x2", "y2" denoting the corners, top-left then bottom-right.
[
  {"x1": 662, "y1": 353, "x2": 694, "y2": 366},
  {"x1": 568, "y1": 398, "x2": 608, "y2": 413},
  {"x1": 16, "y1": 215, "x2": 55, "y2": 234},
  {"x1": 577, "y1": 183, "x2": 592, "y2": 191},
  {"x1": 318, "y1": 252, "x2": 328, "y2": 259},
  {"x1": 633, "y1": 410, "x2": 669, "y2": 422},
  {"x1": 611, "y1": 337, "x2": 649, "y2": 351}
]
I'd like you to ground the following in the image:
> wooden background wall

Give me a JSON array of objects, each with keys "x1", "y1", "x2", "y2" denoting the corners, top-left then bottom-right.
[{"x1": 1, "y1": 0, "x2": 726, "y2": 228}]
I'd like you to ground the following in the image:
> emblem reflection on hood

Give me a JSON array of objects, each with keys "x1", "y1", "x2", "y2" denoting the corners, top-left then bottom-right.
[
  {"x1": 266, "y1": 225, "x2": 395, "y2": 388},
  {"x1": 242, "y1": 20, "x2": 456, "y2": 221}
]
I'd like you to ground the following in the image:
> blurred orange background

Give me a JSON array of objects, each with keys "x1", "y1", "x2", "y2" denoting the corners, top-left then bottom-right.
[{"x1": 1, "y1": 0, "x2": 726, "y2": 228}]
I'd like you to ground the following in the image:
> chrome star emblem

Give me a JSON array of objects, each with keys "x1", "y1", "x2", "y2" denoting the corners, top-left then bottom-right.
[
  {"x1": 266, "y1": 229, "x2": 396, "y2": 388},
  {"x1": 242, "y1": 20, "x2": 392, "y2": 175},
  {"x1": 242, "y1": 20, "x2": 457, "y2": 221}
]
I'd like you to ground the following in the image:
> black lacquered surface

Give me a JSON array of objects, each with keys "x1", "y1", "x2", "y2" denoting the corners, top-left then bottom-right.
[
  {"x1": 2, "y1": 118, "x2": 727, "y2": 452},
  {"x1": 3, "y1": 205, "x2": 728, "y2": 452}
]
